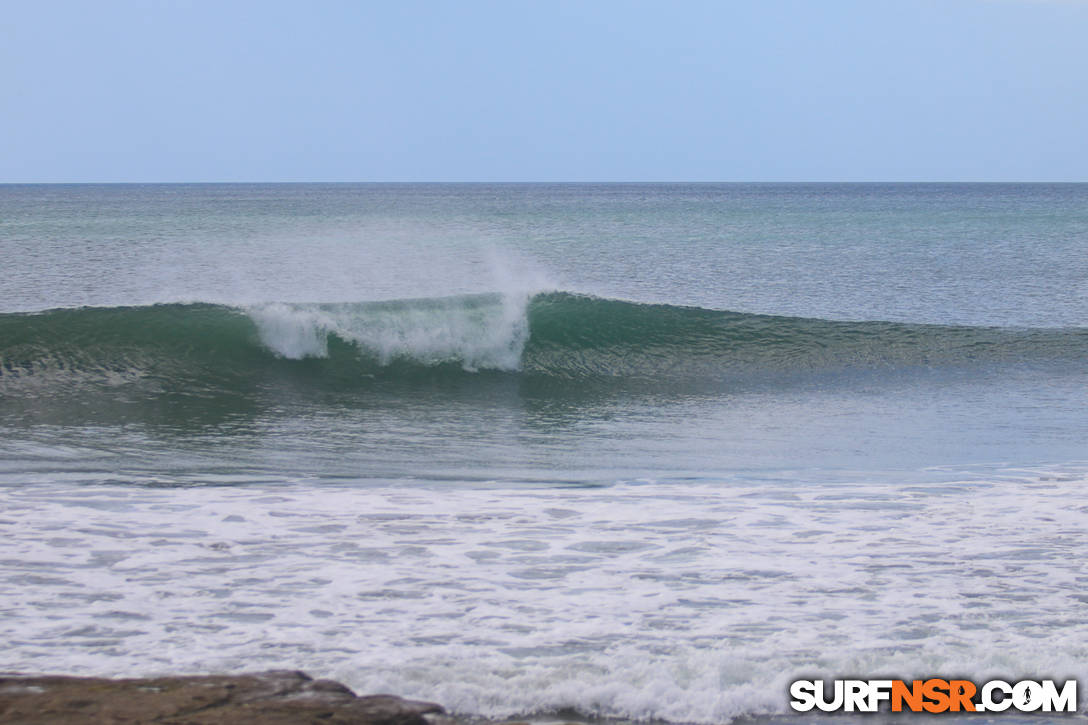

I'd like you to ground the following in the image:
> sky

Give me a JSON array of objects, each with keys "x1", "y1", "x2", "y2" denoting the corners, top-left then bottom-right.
[{"x1": 2, "y1": 0, "x2": 1086, "y2": 182}]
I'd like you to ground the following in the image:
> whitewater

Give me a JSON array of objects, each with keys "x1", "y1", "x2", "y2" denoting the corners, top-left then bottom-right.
[{"x1": 2, "y1": 183, "x2": 1087, "y2": 723}]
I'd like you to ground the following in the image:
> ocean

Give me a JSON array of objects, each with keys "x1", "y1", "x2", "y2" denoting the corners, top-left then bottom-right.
[{"x1": 1, "y1": 183, "x2": 1086, "y2": 722}]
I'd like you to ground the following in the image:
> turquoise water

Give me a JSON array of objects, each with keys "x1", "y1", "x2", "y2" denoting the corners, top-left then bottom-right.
[{"x1": 1, "y1": 184, "x2": 1086, "y2": 721}]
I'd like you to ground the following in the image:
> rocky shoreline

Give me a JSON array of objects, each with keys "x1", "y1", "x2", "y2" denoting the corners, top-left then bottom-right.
[{"x1": 0, "y1": 670, "x2": 459, "y2": 725}]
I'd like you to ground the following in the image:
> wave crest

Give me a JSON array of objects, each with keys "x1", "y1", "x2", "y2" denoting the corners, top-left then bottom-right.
[
  {"x1": 1, "y1": 292, "x2": 1085, "y2": 401},
  {"x1": 247, "y1": 294, "x2": 531, "y2": 372}
]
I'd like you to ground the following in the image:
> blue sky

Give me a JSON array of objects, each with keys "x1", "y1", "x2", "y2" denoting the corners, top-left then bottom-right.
[{"x1": 2, "y1": 0, "x2": 1086, "y2": 182}]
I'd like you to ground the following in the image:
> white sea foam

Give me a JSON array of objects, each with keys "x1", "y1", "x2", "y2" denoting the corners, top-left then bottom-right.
[
  {"x1": 246, "y1": 292, "x2": 533, "y2": 371},
  {"x1": 3, "y1": 470, "x2": 1088, "y2": 722},
  {"x1": 246, "y1": 303, "x2": 334, "y2": 358}
]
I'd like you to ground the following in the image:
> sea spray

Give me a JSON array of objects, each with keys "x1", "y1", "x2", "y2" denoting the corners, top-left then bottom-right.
[
  {"x1": 247, "y1": 303, "x2": 334, "y2": 359},
  {"x1": 248, "y1": 293, "x2": 531, "y2": 371}
]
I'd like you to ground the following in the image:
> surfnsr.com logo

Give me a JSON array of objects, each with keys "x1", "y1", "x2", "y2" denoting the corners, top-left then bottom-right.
[{"x1": 790, "y1": 679, "x2": 1077, "y2": 714}]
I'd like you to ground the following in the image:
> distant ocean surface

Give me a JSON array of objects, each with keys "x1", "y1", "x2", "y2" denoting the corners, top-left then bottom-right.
[{"x1": 2, "y1": 183, "x2": 1086, "y2": 722}]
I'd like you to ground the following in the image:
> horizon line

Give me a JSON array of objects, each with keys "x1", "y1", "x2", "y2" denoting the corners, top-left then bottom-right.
[{"x1": 3, "y1": 180, "x2": 1087, "y2": 186}]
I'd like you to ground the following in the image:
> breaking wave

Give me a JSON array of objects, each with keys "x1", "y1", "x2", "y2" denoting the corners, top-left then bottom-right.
[{"x1": 1, "y1": 292, "x2": 1085, "y2": 398}]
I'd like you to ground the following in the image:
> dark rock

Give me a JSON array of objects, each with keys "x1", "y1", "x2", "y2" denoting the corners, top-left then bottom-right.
[{"x1": 0, "y1": 670, "x2": 445, "y2": 724}]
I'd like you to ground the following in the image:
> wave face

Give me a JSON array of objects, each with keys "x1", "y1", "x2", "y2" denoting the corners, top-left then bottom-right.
[{"x1": 1, "y1": 292, "x2": 1085, "y2": 398}]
